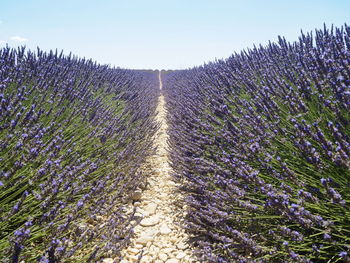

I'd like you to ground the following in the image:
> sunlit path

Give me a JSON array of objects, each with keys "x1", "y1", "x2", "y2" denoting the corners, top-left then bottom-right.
[{"x1": 118, "y1": 72, "x2": 197, "y2": 263}]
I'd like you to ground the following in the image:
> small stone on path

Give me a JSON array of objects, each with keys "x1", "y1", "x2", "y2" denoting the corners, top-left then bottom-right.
[
  {"x1": 136, "y1": 235, "x2": 153, "y2": 245},
  {"x1": 127, "y1": 247, "x2": 139, "y2": 255},
  {"x1": 132, "y1": 190, "x2": 142, "y2": 201},
  {"x1": 135, "y1": 244, "x2": 143, "y2": 249},
  {"x1": 160, "y1": 224, "x2": 172, "y2": 235},
  {"x1": 127, "y1": 254, "x2": 139, "y2": 261},
  {"x1": 140, "y1": 216, "x2": 160, "y2": 227},
  {"x1": 145, "y1": 202, "x2": 157, "y2": 215},
  {"x1": 140, "y1": 255, "x2": 151, "y2": 263},
  {"x1": 159, "y1": 252, "x2": 168, "y2": 261},
  {"x1": 176, "y1": 252, "x2": 186, "y2": 259},
  {"x1": 177, "y1": 242, "x2": 188, "y2": 250},
  {"x1": 162, "y1": 247, "x2": 173, "y2": 254}
]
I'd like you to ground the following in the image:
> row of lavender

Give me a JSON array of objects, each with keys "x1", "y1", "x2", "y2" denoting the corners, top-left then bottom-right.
[
  {"x1": 0, "y1": 47, "x2": 159, "y2": 262},
  {"x1": 163, "y1": 25, "x2": 350, "y2": 262}
]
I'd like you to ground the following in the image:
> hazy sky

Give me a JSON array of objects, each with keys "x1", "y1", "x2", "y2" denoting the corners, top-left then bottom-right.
[{"x1": 0, "y1": 0, "x2": 349, "y2": 69}]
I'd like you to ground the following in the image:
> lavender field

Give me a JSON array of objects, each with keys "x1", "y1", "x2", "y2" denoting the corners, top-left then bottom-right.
[
  {"x1": 164, "y1": 25, "x2": 350, "y2": 262},
  {"x1": 0, "y1": 24, "x2": 350, "y2": 263},
  {"x1": 0, "y1": 47, "x2": 159, "y2": 262}
]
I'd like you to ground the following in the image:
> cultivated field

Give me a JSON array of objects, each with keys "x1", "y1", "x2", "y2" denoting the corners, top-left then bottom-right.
[{"x1": 1, "y1": 25, "x2": 349, "y2": 263}]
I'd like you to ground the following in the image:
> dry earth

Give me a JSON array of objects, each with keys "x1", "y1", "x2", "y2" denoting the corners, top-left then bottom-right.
[{"x1": 103, "y1": 72, "x2": 197, "y2": 263}]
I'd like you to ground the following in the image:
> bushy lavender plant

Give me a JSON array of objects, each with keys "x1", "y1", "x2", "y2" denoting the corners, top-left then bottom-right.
[
  {"x1": 163, "y1": 24, "x2": 350, "y2": 262},
  {"x1": 0, "y1": 47, "x2": 159, "y2": 262}
]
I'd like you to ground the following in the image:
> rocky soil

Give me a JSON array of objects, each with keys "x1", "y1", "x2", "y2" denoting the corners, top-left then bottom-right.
[{"x1": 103, "y1": 72, "x2": 197, "y2": 263}]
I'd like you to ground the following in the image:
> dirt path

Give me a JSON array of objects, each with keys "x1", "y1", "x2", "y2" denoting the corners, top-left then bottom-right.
[{"x1": 118, "y1": 72, "x2": 196, "y2": 263}]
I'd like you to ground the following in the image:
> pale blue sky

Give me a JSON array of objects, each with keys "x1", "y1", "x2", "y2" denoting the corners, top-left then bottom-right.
[{"x1": 0, "y1": 0, "x2": 349, "y2": 69}]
